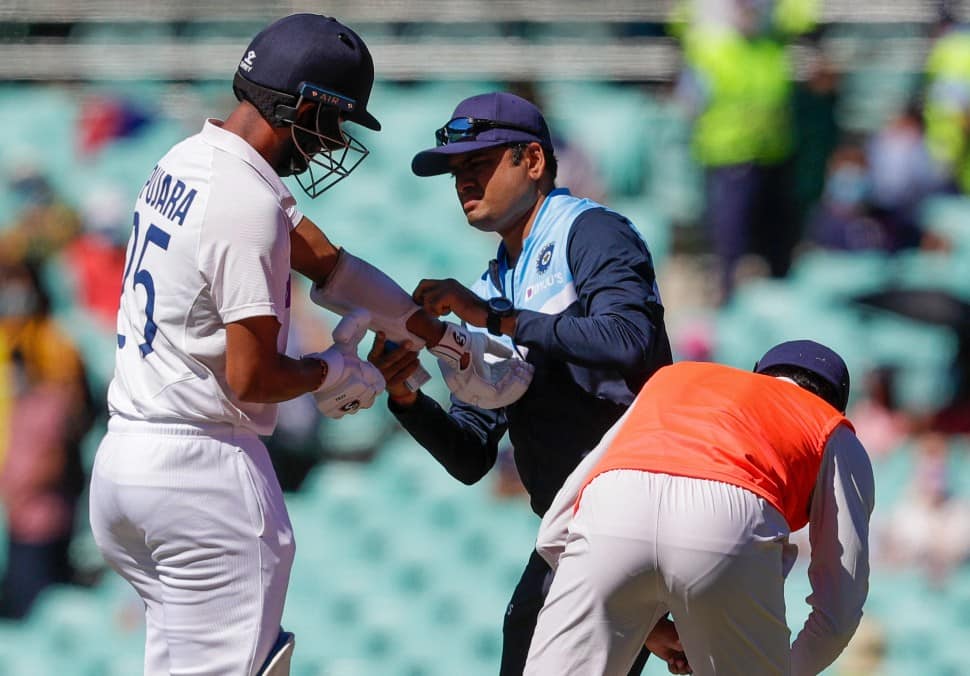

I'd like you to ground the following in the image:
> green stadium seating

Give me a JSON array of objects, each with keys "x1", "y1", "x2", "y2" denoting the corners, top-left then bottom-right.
[{"x1": 789, "y1": 249, "x2": 893, "y2": 303}]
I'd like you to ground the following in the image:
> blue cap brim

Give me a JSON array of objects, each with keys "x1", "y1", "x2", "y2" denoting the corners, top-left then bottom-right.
[
  {"x1": 411, "y1": 125, "x2": 552, "y2": 177},
  {"x1": 411, "y1": 139, "x2": 508, "y2": 176}
]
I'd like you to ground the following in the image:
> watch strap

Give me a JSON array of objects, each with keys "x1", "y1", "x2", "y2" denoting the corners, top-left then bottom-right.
[{"x1": 486, "y1": 310, "x2": 503, "y2": 336}]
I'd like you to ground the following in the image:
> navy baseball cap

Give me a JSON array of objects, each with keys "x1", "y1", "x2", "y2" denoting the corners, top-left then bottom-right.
[
  {"x1": 755, "y1": 340, "x2": 851, "y2": 411},
  {"x1": 236, "y1": 14, "x2": 380, "y2": 131},
  {"x1": 411, "y1": 92, "x2": 554, "y2": 177}
]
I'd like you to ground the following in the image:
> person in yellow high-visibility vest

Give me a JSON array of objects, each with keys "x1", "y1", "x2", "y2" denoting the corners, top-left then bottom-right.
[
  {"x1": 675, "y1": 0, "x2": 815, "y2": 301},
  {"x1": 923, "y1": 10, "x2": 970, "y2": 194}
]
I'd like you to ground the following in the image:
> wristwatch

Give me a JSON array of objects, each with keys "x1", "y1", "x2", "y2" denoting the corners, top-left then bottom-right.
[{"x1": 486, "y1": 296, "x2": 514, "y2": 336}]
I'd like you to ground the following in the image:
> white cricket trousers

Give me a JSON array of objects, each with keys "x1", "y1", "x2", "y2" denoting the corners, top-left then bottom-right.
[
  {"x1": 525, "y1": 470, "x2": 792, "y2": 676},
  {"x1": 89, "y1": 418, "x2": 296, "y2": 676}
]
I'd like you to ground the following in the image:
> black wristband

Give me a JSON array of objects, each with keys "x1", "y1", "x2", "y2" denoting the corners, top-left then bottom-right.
[
  {"x1": 486, "y1": 297, "x2": 514, "y2": 336},
  {"x1": 486, "y1": 312, "x2": 503, "y2": 336}
]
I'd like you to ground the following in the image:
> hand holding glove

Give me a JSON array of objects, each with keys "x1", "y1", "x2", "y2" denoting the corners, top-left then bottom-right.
[
  {"x1": 304, "y1": 310, "x2": 386, "y2": 419},
  {"x1": 429, "y1": 322, "x2": 534, "y2": 409}
]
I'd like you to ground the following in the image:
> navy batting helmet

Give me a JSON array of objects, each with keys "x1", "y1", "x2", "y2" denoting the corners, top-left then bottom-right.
[
  {"x1": 232, "y1": 14, "x2": 380, "y2": 196},
  {"x1": 233, "y1": 14, "x2": 380, "y2": 130}
]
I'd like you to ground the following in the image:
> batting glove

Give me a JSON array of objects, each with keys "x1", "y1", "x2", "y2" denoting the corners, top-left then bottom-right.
[
  {"x1": 305, "y1": 311, "x2": 386, "y2": 419},
  {"x1": 430, "y1": 322, "x2": 534, "y2": 409}
]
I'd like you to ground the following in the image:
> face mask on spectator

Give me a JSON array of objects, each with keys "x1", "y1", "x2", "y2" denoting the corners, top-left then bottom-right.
[{"x1": 826, "y1": 166, "x2": 870, "y2": 208}]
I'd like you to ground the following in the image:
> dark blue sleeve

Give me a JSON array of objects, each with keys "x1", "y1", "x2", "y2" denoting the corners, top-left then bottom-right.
[
  {"x1": 513, "y1": 208, "x2": 666, "y2": 371},
  {"x1": 388, "y1": 392, "x2": 507, "y2": 485}
]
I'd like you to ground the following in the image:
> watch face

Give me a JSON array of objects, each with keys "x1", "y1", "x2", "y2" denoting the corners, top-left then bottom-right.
[{"x1": 489, "y1": 297, "x2": 514, "y2": 314}]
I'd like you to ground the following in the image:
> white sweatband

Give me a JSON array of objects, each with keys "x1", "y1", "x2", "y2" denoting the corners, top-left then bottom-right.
[
  {"x1": 311, "y1": 349, "x2": 344, "y2": 393},
  {"x1": 309, "y1": 249, "x2": 425, "y2": 348}
]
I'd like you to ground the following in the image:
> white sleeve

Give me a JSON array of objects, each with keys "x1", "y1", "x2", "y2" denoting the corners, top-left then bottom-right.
[
  {"x1": 198, "y1": 190, "x2": 291, "y2": 325},
  {"x1": 535, "y1": 404, "x2": 635, "y2": 570},
  {"x1": 791, "y1": 424, "x2": 875, "y2": 676}
]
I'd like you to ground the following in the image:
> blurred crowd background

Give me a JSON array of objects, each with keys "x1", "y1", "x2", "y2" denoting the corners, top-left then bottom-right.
[{"x1": 1, "y1": 1, "x2": 969, "y2": 674}]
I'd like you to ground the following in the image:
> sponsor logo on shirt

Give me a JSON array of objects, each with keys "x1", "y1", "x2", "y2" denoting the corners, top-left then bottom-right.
[{"x1": 525, "y1": 272, "x2": 565, "y2": 300}]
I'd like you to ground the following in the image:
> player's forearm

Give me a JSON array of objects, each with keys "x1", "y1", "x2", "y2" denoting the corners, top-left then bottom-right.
[
  {"x1": 231, "y1": 355, "x2": 324, "y2": 404},
  {"x1": 390, "y1": 392, "x2": 500, "y2": 484},
  {"x1": 791, "y1": 613, "x2": 861, "y2": 676},
  {"x1": 226, "y1": 316, "x2": 324, "y2": 403}
]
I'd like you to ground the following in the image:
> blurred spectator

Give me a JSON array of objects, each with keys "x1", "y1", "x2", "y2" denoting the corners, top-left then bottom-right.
[
  {"x1": 866, "y1": 106, "x2": 945, "y2": 249},
  {"x1": 0, "y1": 260, "x2": 96, "y2": 619},
  {"x1": 804, "y1": 129, "x2": 935, "y2": 254},
  {"x1": 805, "y1": 143, "x2": 895, "y2": 252},
  {"x1": 2, "y1": 167, "x2": 80, "y2": 264},
  {"x1": 676, "y1": 0, "x2": 808, "y2": 302},
  {"x1": 671, "y1": 315, "x2": 715, "y2": 362},
  {"x1": 847, "y1": 366, "x2": 911, "y2": 459},
  {"x1": 62, "y1": 183, "x2": 130, "y2": 329},
  {"x1": 878, "y1": 435, "x2": 970, "y2": 585},
  {"x1": 791, "y1": 45, "x2": 841, "y2": 230},
  {"x1": 922, "y1": 6, "x2": 970, "y2": 194}
]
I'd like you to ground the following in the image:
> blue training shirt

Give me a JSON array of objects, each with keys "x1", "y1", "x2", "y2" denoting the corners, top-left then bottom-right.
[{"x1": 391, "y1": 189, "x2": 672, "y2": 516}]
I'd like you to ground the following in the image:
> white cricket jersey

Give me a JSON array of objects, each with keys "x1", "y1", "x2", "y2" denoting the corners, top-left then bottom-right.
[{"x1": 107, "y1": 119, "x2": 304, "y2": 435}]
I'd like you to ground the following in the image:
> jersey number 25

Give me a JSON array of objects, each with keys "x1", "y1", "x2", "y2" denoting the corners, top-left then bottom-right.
[{"x1": 119, "y1": 210, "x2": 171, "y2": 357}]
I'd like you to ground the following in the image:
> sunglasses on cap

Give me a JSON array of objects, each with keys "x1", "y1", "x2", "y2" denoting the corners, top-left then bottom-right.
[{"x1": 435, "y1": 117, "x2": 540, "y2": 146}]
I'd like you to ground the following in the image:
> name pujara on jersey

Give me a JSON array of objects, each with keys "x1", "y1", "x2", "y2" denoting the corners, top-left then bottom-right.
[{"x1": 139, "y1": 165, "x2": 199, "y2": 226}]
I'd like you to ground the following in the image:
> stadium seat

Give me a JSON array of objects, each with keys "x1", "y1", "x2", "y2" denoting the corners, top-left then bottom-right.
[
  {"x1": 68, "y1": 21, "x2": 176, "y2": 44},
  {"x1": 789, "y1": 249, "x2": 893, "y2": 303},
  {"x1": 858, "y1": 312, "x2": 957, "y2": 413},
  {"x1": 540, "y1": 81, "x2": 653, "y2": 197},
  {"x1": 920, "y1": 194, "x2": 970, "y2": 254}
]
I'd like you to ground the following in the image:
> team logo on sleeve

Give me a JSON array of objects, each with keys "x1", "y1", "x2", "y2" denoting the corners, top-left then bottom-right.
[{"x1": 536, "y1": 243, "x2": 554, "y2": 274}]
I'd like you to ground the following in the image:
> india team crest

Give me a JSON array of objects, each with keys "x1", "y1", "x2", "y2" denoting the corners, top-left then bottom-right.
[{"x1": 536, "y1": 242, "x2": 554, "y2": 274}]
